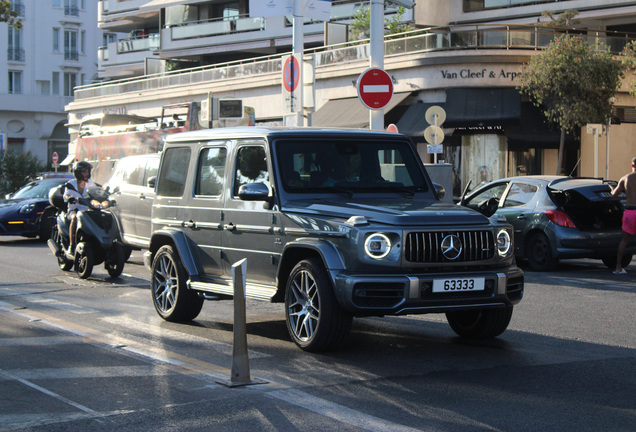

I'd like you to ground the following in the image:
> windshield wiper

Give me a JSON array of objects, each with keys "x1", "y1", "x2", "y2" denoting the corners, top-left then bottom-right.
[{"x1": 316, "y1": 186, "x2": 354, "y2": 198}]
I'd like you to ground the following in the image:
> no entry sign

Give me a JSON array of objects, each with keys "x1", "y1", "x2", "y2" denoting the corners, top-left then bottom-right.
[
  {"x1": 357, "y1": 68, "x2": 394, "y2": 110},
  {"x1": 52, "y1": 152, "x2": 59, "y2": 164}
]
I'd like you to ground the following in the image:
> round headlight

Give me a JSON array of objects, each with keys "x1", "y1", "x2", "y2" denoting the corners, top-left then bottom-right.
[
  {"x1": 364, "y1": 233, "x2": 392, "y2": 259},
  {"x1": 497, "y1": 229, "x2": 511, "y2": 256}
]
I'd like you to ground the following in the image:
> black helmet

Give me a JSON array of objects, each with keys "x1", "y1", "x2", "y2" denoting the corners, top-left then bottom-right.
[{"x1": 73, "y1": 161, "x2": 92, "y2": 181}]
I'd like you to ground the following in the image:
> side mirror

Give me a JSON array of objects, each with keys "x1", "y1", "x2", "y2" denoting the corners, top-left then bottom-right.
[
  {"x1": 112, "y1": 185, "x2": 120, "y2": 194},
  {"x1": 147, "y1": 176, "x2": 157, "y2": 188},
  {"x1": 238, "y1": 183, "x2": 270, "y2": 201},
  {"x1": 5, "y1": 193, "x2": 12, "y2": 199},
  {"x1": 433, "y1": 182, "x2": 445, "y2": 201}
]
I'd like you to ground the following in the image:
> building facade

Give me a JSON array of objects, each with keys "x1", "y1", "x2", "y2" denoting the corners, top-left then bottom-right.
[
  {"x1": 66, "y1": 0, "x2": 636, "y2": 198},
  {"x1": 0, "y1": 0, "x2": 115, "y2": 170}
]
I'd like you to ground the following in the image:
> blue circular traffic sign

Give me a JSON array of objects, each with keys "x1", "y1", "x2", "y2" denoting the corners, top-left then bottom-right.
[{"x1": 283, "y1": 56, "x2": 300, "y2": 92}]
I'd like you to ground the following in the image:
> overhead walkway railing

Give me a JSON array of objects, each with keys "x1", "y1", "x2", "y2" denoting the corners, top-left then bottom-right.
[{"x1": 73, "y1": 24, "x2": 636, "y2": 101}]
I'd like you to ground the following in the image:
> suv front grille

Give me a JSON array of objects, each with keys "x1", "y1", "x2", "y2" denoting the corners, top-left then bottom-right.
[{"x1": 405, "y1": 230, "x2": 495, "y2": 263}]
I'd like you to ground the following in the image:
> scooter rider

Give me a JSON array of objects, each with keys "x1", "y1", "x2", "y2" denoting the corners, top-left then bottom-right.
[{"x1": 64, "y1": 161, "x2": 97, "y2": 253}]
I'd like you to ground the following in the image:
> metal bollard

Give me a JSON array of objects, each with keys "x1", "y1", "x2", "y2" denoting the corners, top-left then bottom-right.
[{"x1": 217, "y1": 259, "x2": 267, "y2": 388}]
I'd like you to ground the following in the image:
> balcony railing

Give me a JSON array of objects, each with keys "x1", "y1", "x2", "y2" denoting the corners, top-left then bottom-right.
[
  {"x1": 463, "y1": 0, "x2": 571, "y2": 12},
  {"x1": 65, "y1": 6, "x2": 79, "y2": 16},
  {"x1": 117, "y1": 34, "x2": 160, "y2": 53},
  {"x1": 11, "y1": 2, "x2": 25, "y2": 17},
  {"x1": 65, "y1": 50, "x2": 79, "y2": 60},
  {"x1": 75, "y1": 24, "x2": 636, "y2": 101},
  {"x1": 7, "y1": 48, "x2": 25, "y2": 62},
  {"x1": 169, "y1": 14, "x2": 265, "y2": 40}
]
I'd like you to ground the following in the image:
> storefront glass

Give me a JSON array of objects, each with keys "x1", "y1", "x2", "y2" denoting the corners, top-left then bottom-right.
[{"x1": 461, "y1": 134, "x2": 506, "y2": 192}]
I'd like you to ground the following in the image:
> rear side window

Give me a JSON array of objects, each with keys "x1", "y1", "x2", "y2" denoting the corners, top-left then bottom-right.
[
  {"x1": 157, "y1": 147, "x2": 191, "y2": 197},
  {"x1": 195, "y1": 147, "x2": 227, "y2": 196},
  {"x1": 124, "y1": 158, "x2": 146, "y2": 186},
  {"x1": 504, "y1": 183, "x2": 538, "y2": 207}
]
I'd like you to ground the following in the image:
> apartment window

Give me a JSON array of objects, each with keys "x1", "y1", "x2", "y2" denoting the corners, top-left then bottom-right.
[
  {"x1": 81, "y1": 30, "x2": 86, "y2": 54},
  {"x1": 8, "y1": 27, "x2": 24, "y2": 62},
  {"x1": 52, "y1": 72, "x2": 60, "y2": 95},
  {"x1": 8, "y1": 139, "x2": 25, "y2": 153},
  {"x1": 64, "y1": 72, "x2": 77, "y2": 96},
  {"x1": 81, "y1": 0, "x2": 85, "y2": 9},
  {"x1": 64, "y1": 0, "x2": 79, "y2": 16},
  {"x1": 53, "y1": 0, "x2": 61, "y2": 7},
  {"x1": 37, "y1": 80, "x2": 51, "y2": 95},
  {"x1": 103, "y1": 33, "x2": 116, "y2": 48},
  {"x1": 64, "y1": 30, "x2": 78, "y2": 60},
  {"x1": 53, "y1": 28, "x2": 60, "y2": 51},
  {"x1": 9, "y1": 71, "x2": 22, "y2": 94},
  {"x1": 81, "y1": 73, "x2": 85, "y2": 86},
  {"x1": 11, "y1": 0, "x2": 25, "y2": 17}
]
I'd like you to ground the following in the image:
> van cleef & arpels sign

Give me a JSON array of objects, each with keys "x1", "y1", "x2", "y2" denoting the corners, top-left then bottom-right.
[{"x1": 441, "y1": 68, "x2": 520, "y2": 81}]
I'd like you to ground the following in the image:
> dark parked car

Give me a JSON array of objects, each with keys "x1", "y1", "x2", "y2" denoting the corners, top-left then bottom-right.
[
  {"x1": 104, "y1": 154, "x2": 160, "y2": 256},
  {"x1": 144, "y1": 127, "x2": 524, "y2": 352},
  {"x1": 461, "y1": 175, "x2": 636, "y2": 271},
  {"x1": 0, "y1": 178, "x2": 69, "y2": 241}
]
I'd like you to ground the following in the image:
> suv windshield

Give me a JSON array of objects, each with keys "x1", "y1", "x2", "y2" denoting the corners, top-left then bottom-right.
[
  {"x1": 12, "y1": 180, "x2": 65, "y2": 199},
  {"x1": 274, "y1": 138, "x2": 430, "y2": 195}
]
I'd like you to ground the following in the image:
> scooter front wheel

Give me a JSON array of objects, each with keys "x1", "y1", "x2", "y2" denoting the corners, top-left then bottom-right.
[
  {"x1": 75, "y1": 243, "x2": 94, "y2": 279},
  {"x1": 105, "y1": 243, "x2": 125, "y2": 278}
]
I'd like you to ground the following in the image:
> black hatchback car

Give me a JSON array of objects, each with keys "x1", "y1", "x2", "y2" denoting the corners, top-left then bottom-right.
[{"x1": 461, "y1": 175, "x2": 636, "y2": 271}]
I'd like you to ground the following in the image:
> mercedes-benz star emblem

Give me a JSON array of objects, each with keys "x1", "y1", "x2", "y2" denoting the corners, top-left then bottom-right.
[{"x1": 441, "y1": 234, "x2": 462, "y2": 260}]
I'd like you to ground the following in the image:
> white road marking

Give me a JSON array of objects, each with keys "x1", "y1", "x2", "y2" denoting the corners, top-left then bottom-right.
[
  {"x1": 268, "y1": 388, "x2": 428, "y2": 432},
  {"x1": 0, "y1": 369, "x2": 95, "y2": 413}
]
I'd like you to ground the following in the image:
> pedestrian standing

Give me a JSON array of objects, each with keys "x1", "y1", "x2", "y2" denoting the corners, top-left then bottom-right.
[{"x1": 610, "y1": 156, "x2": 636, "y2": 274}]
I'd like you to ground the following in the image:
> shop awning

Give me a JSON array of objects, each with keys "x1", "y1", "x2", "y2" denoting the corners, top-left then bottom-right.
[
  {"x1": 444, "y1": 88, "x2": 521, "y2": 128},
  {"x1": 313, "y1": 92, "x2": 411, "y2": 128},
  {"x1": 396, "y1": 102, "x2": 450, "y2": 143},
  {"x1": 505, "y1": 102, "x2": 577, "y2": 149},
  {"x1": 141, "y1": 0, "x2": 203, "y2": 11},
  {"x1": 60, "y1": 154, "x2": 76, "y2": 166}
]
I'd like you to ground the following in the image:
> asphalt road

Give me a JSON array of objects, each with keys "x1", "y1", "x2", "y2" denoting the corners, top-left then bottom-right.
[{"x1": 0, "y1": 236, "x2": 634, "y2": 432}]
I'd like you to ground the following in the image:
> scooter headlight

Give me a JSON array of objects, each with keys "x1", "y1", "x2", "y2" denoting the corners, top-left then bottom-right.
[{"x1": 90, "y1": 200, "x2": 102, "y2": 209}]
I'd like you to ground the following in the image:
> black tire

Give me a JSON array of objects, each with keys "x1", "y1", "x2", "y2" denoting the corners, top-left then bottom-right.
[
  {"x1": 52, "y1": 226, "x2": 73, "y2": 271},
  {"x1": 75, "y1": 243, "x2": 94, "y2": 279},
  {"x1": 38, "y1": 209, "x2": 55, "y2": 242},
  {"x1": 602, "y1": 254, "x2": 633, "y2": 270},
  {"x1": 446, "y1": 307, "x2": 513, "y2": 339},
  {"x1": 123, "y1": 245, "x2": 133, "y2": 262},
  {"x1": 526, "y1": 232, "x2": 557, "y2": 271},
  {"x1": 285, "y1": 258, "x2": 352, "y2": 352},
  {"x1": 151, "y1": 245, "x2": 203, "y2": 322},
  {"x1": 105, "y1": 243, "x2": 126, "y2": 278}
]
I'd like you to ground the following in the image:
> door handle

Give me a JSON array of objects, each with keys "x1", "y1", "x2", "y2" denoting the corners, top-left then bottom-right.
[
  {"x1": 139, "y1": 193, "x2": 146, "y2": 199},
  {"x1": 224, "y1": 222, "x2": 236, "y2": 231},
  {"x1": 183, "y1": 220, "x2": 196, "y2": 229},
  {"x1": 517, "y1": 215, "x2": 527, "y2": 220}
]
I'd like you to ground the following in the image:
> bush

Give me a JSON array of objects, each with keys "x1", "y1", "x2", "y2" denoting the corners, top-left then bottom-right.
[{"x1": 0, "y1": 151, "x2": 45, "y2": 196}]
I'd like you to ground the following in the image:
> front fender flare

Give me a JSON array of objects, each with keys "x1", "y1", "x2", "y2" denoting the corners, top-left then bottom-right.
[{"x1": 149, "y1": 229, "x2": 202, "y2": 280}]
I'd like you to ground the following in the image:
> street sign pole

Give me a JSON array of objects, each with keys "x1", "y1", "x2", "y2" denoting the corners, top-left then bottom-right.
[
  {"x1": 293, "y1": 0, "x2": 304, "y2": 126},
  {"x1": 369, "y1": 0, "x2": 384, "y2": 131}
]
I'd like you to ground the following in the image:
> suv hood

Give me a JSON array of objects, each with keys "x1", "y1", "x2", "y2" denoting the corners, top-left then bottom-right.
[{"x1": 282, "y1": 198, "x2": 489, "y2": 226}]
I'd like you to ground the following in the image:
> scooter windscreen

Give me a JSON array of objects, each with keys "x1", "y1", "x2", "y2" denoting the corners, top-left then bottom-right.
[{"x1": 83, "y1": 187, "x2": 112, "y2": 209}]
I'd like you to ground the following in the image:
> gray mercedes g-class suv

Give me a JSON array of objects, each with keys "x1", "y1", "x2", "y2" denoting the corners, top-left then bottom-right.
[{"x1": 144, "y1": 127, "x2": 524, "y2": 352}]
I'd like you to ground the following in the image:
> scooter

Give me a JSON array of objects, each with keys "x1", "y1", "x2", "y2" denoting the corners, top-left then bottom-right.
[{"x1": 47, "y1": 184, "x2": 126, "y2": 279}]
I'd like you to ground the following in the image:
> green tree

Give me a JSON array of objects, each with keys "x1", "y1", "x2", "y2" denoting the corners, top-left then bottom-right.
[
  {"x1": 350, "y1": 6, "x2": 413, "y2": 41},
  {"x1": 619, "y1": 41, "x2": 636, "y2": 97},
  {"x1": 517, "y1": 35, "x2": 623, "y2": 175},
  {"x1": 0, "y1": 151, "x2": 45, "y2": 195},
  {"x1": 537, "y1": 9, "x2": 581, "y2": 28},
  {"x1": 0, "y1": 0, "x2": 23, "y2": 29}
]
